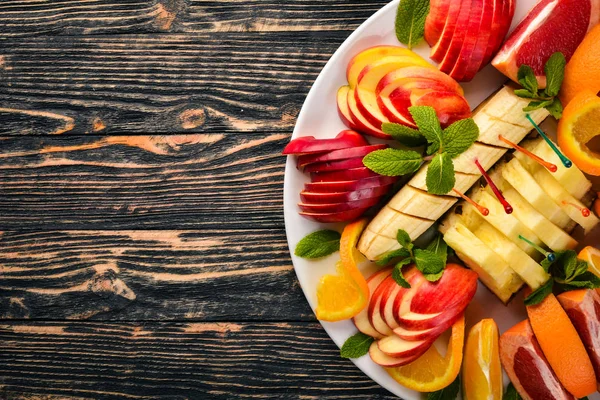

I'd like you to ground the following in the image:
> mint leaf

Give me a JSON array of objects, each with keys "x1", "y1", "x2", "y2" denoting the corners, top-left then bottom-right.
[
  {"x1": 396, "y1": 229, "x2": 413, "y2": 249},
  {"x1": 545, "y1": 97, "x2": 563, "y2": 119},
  {"x1": 382, "y1": 122, "x2": 426, "y2": 147},
  {"x1": 541, "y1": 257, "x2": 553, "y2": 273},
  {"x1": 517, "y1": 65, "x2": 538, "y2": 94},
  {"x1": 426, "y1": 153, "x2": 455, "y2": 195},
  {"x1": 395, "y1": 0, "x2": 430, "y2": 49},
  {"x1": 427, "y1": 375, "x2": 460, "y2": 400},
  {"x1": 443, "y1": 118, "x2": 479, "y2": 158},
  {"x1": 414, "y1": 248, "x2": 445, "y2": 276},
  {"x1": 503, "y1": 383, "x2": 523, "y2": 400},
  {"x1": 409, "y1": 106, "x2": 444, "y2": 153},
  {"x1": 514, "y1": 89, "x2": 537, "y2": 98},
  {"x1": 424, "y1": 270, "x2": 444, "y2": 282},
  {"x1": 524, "y1": 278, "x2": 554, "y2": 306},
  {"x1": 524, "y1": 99, "x2": 553, "y2": 112},
  {"x1": 363, "y1": 148, "x2": 422, "y2": 177},
  {"x1": 376, "y1": 248, "x2": 411, "y2": 266},
  {"x1": 294, "y1": 230, "x2": 340, "y2": 259},
  {"x1": 426, "y1": 234, "x2": 448, "y2": 265},
  {"x1": 340, "y1": 332, "x2": 374, "y2": 358},
  {"x1": 393, "y1": 258, "x2": 413, "y2": 288},
  {"x1": 544, "y1": 52, "x2": 566, "y2": 97},
  {"x1": 559, "y1": 272, "x2": 600, "y2": 290}
]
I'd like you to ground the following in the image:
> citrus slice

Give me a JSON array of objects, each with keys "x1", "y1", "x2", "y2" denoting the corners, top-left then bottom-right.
[
  {"x1": 315, "y1": 218, "x2": 369, "y2": 321},
  {"x1": 463, "y1": 319, "x2": 503, "y2": 400},
  {"x1": 557, "y1": 90, "x2": 600, "y2": 175},
  {"x1": 561, "y1": 24, "x2": 600, "y2": 106},
  {"x1": 385, "y1": 314, "x2": 465, "y2": 392},
  {"x1": 578, "y1": 245, "x2": 600, "y2": 278}
]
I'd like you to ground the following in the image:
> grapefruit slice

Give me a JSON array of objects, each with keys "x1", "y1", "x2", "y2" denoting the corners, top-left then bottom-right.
[{"x1": 492, "y1": 0, "x2": 599, "y2": 88}]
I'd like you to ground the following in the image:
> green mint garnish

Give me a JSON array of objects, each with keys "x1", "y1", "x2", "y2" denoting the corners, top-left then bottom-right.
[
  {"x1": 427, "y1": 375, "x2": 460, "y2": 400},
  {"x1": 362, "y1": 148, "x2": 422, "y2": 176},
  {"x1": 414, "y1": 249, "x2": 445, "y2": 281},
  {"x1": 515, "y1": 52, "x2": 566, "y2": 118},
  {"x1": 443, "y1": 118, "x2": 480, "y2": 158},
  {"x1": 340, "y1": 332, "x2": 374, "y2": 358},
  {"x1": 524, "y1": 278, "x2": 554, "y2": 306},
  {"x1": 394, "y1": 0, "x2": 430, "y2": 49},
  {"x1": 393, "y1": 258, "x2": 413, "y2": 288},
  {"x1": 426, "y1": 153, "x2": 455, "y2": 195},
  {"x1": 376, "y1": 248, "x2": 411, "y2": 266},
  {"x1": 294, "y1": 230, "x2": 340, "y2": 259},
  {"x1": 503, "y1": 382, "x2": 523, "y2": 400},
  {"x1": 382, "y1": 122, "x2": 426, "y2": 147},
  {"x1": 409, "y1": 106, "x2": 444, "y2": 154},
  {"x1": 425, "y1": 234, "x2": 448, "y2": 265}
]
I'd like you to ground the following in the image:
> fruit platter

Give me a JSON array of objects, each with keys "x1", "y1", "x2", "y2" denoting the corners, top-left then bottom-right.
[{"x1": 283, "y1": 0, "x2": 600, "y2": 398}]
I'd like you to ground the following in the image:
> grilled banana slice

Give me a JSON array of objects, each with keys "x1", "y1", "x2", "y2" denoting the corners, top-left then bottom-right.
[
  {"x1": 386, "y1": 185, "x2": 456, "y2": 219},
  {"x1": 452, "y1": 142, "x2": 506, "y2": 175}
]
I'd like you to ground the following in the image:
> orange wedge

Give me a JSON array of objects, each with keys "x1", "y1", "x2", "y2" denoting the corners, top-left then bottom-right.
[
  {"x1": 578, "y1": 245, "x2": 600, "y2": 279},
  {"x1": 385, "y1": 314, "x2": 465, "y2": 392},
  {"x1": 594, "y1": 196, "x2": 600, "y2": 219},
  {"x1": 315, "y1": 218, "x2": 369, "y2": 321},
  {"x1": 463, "y1": 319, "x2": 503, "y2": 400}
]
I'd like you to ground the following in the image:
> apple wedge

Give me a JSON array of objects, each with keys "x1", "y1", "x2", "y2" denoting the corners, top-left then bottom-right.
[
  {"x1": 299, "y1": 207, "x2": 372, "y2": 223},
  {"x1": 346, "y1": 46, "x2": 421, "y2": 88},
  {"x1": 353, "y1": 267, "x2": 393, "y2": 339},
  {"x1": 282, "y1": 130, "x2": 368, "y2": 155},
  {"x1": 347, "y1": 87, "x2": 390, "y2": 139},
  {"x1": 300, "y1": 185, "x2": 392, "y2": 204},
  {"x1": 310, "y1": 167, "x2": 381, "y2": 183},
  {"x1": 437, "y1": 0, "x2": 474, "y2": 74},
  {"x1": 298, "y1": 196, "x2": 382, "y2": 213},
  {"x1": 303, "y1": 176, "x2": 397, "y2": 193},
  {"x1": 393, "y1": 323, "x2": 449, "y2": 342},
  {"x1": 430, "y1": 0, "x2": 464, "y2": 62},
  {"x1": 377, "y1": 335, "x2": 432, "y2": 358},
  {"x1": 337, "y1": 86, "x2": 359, "y2": 130},
  {"x1": 369, "y1": 340, "x2": 423, "y2": 367},
  {"x1": 462, "y1": 0, "x2": 496, "y2": 81},
  {"x1": 297, "y1": 144, "x2": 387, "y2": 169},
  {"x1": 369, "y1": 275, "x2": 397, "y2": 336},
  {"x1": 425, "y1": 0, "x2": 453, "y2": 46},
  {"x1": 412, "y1": 91, "x2": 471, "y2": 126},
  {"x1": 448, "y1": 0, "x2": 486, "y2": 81},
  {"x1": 302, "y1": 156, "x2": 364, "y2": 173}
]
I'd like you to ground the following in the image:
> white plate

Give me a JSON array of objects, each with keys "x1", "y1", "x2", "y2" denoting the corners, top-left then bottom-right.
[{"x1": 283, "y1": 1, "x2": 600, "y2": 398}]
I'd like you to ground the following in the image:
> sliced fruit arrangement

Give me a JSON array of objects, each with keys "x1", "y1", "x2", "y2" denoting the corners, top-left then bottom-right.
[
  {"x1": 358, "y1": 85, "x2": 549, "y2": 261},
  {"x1": 463, "y1": 319, "x2": 503, "y2": 399},
  {"x1": 337, "y1": 46, "x2": 471, "y2": 137},
  {"x1": 493, "y1": 0, "x2": 600, "y2": 88},
  {"x1": 426, "y1": 0, "x2": 515, "y2": 82},
  {"x1": 283, "y1": 130, "x2": 398, "y2": 223}
]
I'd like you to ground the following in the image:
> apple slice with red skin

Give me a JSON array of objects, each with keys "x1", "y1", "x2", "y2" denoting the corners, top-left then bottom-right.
[
  {"x1": 425, "y1": 0, "x2": 453, "y2": 46},
  {"x1": 483, "y1": 0, "x2": 514, "y2": 64},
  {"x1": 300, "y1": 184, "x2": 393, "y2": 204},
  {"x1": 346, "y1": 46, "x2": 419, "y2": 89},
  {"x1": 347, "y1": 88, "x2": 391, "y2": 139},
  {"x1": 438, "y1": 0, "x2": 475, "y2": 74},
  {"x1": 353, "y1": 267, "x2": 393, "y2": 339},
  {"x1": 500, "y1": 320, "x2": 576, "y2": 400},
  {"x1": 462, "y1": 0, "x2": 497, "y2": 81},
  {"x1": 393, "y1": 323, "x2": 450, "y2": 342},
  {"x1": 368, "y1": 275, "x2": 398, "y2": 336},
  {"x1": 369, "y1": 340, "x2": 423, "y2": 367},
  {"x1": 303, "y1": 176, "x2": 398, "y2": 193},
  {"x1": 337, "y1": 86, "x2": 359, "y2": 131},
  {"x1": 377, "y1": 334, "x2": 433, "y2": 358},
  {"x1": 430, "y1": 0, "x2": 464, "y2": 62},
  {"x1": 282, "y1": 130, "x2": 368, "y2": 155},
  {"x1": 376, "y1": 66, "x2": 464, "y2": 96},
  {"x1": 297, "y1": 144, "x2": 387, "y2": 169},
  {"x1": 448, "y1": 0, "x2": 486, "y2": 81},
  {"x1": 298, "y1": 196, "x2": 382, "y2": 213},
  {"x1": 381, "y1": 267, "x2": 421, "y2": 330},
  {"x1": 299, "y1": 207, "x2": 371, "y2": 223},
  {"x1": 413, "y1": 91, "x2": 471, "y2": 126},
  {"x1": 557, "y1": 289, "x2": 600, "y2": 386},
  {"x1": 310, "y1": 166, "x2": 381, "y2": 183},
  {"x1": 303, "y1": 156, "x2": 364, "y2": 173}
]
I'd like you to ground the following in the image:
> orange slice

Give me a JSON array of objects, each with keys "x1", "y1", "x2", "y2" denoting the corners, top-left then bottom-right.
[
  {"x1": 560, "y1": 24, "x2": 600, "y2": 106},
  {"x1": 557, "y1": 90, "x2": 600, "y2": 176},
  {"x1": 385, "y1": 314, "x2": 465, "y2": 392},
  {"x1": 463, "y1": 319, "x2": 502, "y2": 400},
  {"x1": 315, "y1": 218, "x2": 369, "y2": 321},
  {"x1": 578, "y1": 245, "x2": 600, "y2": 278}
]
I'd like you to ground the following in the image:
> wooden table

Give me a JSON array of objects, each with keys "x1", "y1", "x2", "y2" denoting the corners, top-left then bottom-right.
[{"x1": 0, "y1": 1, "x2": 398, "y2": 398}]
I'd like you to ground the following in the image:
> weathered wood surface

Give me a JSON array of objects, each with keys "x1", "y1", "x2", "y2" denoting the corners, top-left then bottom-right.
[
  {"x1": 0, "y1": 134, "x2": 287, "y2": 229},
  {"x1": 0, "y1": 321, "x2": 397, "y2": 400}
]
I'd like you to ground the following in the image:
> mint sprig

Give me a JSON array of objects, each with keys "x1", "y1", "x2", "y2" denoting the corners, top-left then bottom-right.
[
  {"x1": 395, "y1": 0, "x2": 430, "y2": 49},
  {"x1": 294, "y1": 230, "x2": 340, "y2": 259},
  {"x1": 515, "y1": 52, "x2": 565, "y2": 119},
  {"x1": 340, "y1": 332, "x2": 374, "y2": 358},
  {"x1": 503, "y1": 383, "x2": 523, "y2": 400},
  {"x1": 376, "y1": 230, "x2": 448, "y2": 285},
  {"x1": 427, "y1": 375, "x2": 460, "y2": 400},
  {"x1": 365, "y1": 106, "x2": 479, "y2": 195}
]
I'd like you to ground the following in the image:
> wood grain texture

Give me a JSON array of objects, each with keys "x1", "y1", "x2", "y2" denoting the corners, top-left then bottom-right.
[
  {"x1": 0, "y1": 0, "x2": 388, "y2": 37},
  {"x1": 0, "y1": 133, "x2": 288, "y2": 229},
  {"x1": 0, "y1": 229, "x2": 310, "y2": 320},
  {"x1": 0, "y1": 321, "x2": 397, "y2": 399},
  {"x1": 0, "y1": 32, "x2": 343, "y2": 134}
]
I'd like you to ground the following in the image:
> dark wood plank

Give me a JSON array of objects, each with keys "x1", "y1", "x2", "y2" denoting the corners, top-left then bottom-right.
[
  {"x1": 0, "y1": 0, "x2": 388, "y2": 37},
  {"x1": 0, "y1": 133, "x2": 289, "y2": 229},
  {"x1": 0, "y1": 32, "x2": 347, "y2": 134},
  {"x1": 0, "y1": 321, "x2": 397, "y2": 400},
  {"x1": 0, "y1": 229, "x2": 311, "y2": 321}
]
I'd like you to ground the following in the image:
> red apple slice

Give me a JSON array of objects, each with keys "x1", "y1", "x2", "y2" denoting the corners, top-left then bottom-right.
[
  {"x1": 430, "y1": 0, "x2": 464, "y2": 62},
  {"x1": 483, "y1": 0, "x2": 513, "y2": 64},
  {"x1": 369, "y1": 276, "x2": 397, "y2": 336},
  {"x1": 462, "y1": 0, "x2": 497, "y2": 81},
  {"x1": 299, "y1": 207, "x2": 371, "y2": 223},
  {"x1": 298, "y1": 196, "x2": 382, "y2": 213},
  {"x1": 393, "y1": 324, "x2": 449, "y2": 341},
  {"x1": 347, "y1": 87, "x2": 391, "y2": 139},
  {"x1": 377, "y1": 334, "x2": 432, "y2": 358},
  {"x1": 302, "y1": 156, "x2": 365, "y2": 173},
  {"x1": 347, "y1": 46, "x2": 418, "y2": 88},
  {"x1": 282, "y1": 130, "x2": 367, "y2": 155},
  {"x1": 297, "y1": 144, "x2": 387, "y2": 169},
  {"x1": 369, "y1": 340, "x2": 422, "y2": 367},
  {"x1": 337, "y1": 85, "x2": 359, "y2": 130},
  {"x1": 438, "y1": 0, "x2": 475, "y2": 74},
  {"x1": 353, "y1": 267, "x2": 393, "y2": 339},
  {"x1": 413, "y1": 91, "x2": 471, "y2": 126},
  {"x1": 448, "y1": 0, "x2": 486, "y2": 81},
  {"x1": 303, "y1": 176, "x2": 398, "y2": 193},
  {"x1": 376, "y1": 66, "x2": 464, "y2": 96},
  {"x1": 310, "y1": 166, "x2": 380, "y2": 183},
  {"x1": 425, "y1": 0, "x2": 453, "y2": 46},
  {"x1": 382, "y1": 267, "x2": 421, "y2": 330},
  {"x1": 300, "y1": 184, "x2": 393, "y2": 204}
]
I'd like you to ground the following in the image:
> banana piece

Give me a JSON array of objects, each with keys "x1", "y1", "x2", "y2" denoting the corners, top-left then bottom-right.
[
  {"x1": 409, "y1": 168, "x2": 480, "y2": 197},
  {"x1": 452, "y1": 142, "x2": 506, "y2": 175},
  {"x1": 521, "y1": 138, "x2": 592, "y2": 200},
  {"x1": 386, "y1": 185, "x2": 456, "y2": 219},
  {"x1": 358, "y1": 228, "x2": 402, "y2": 261},
  {"x1": 501, "y1": 159, "x2": 572, "y2": 229}
]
